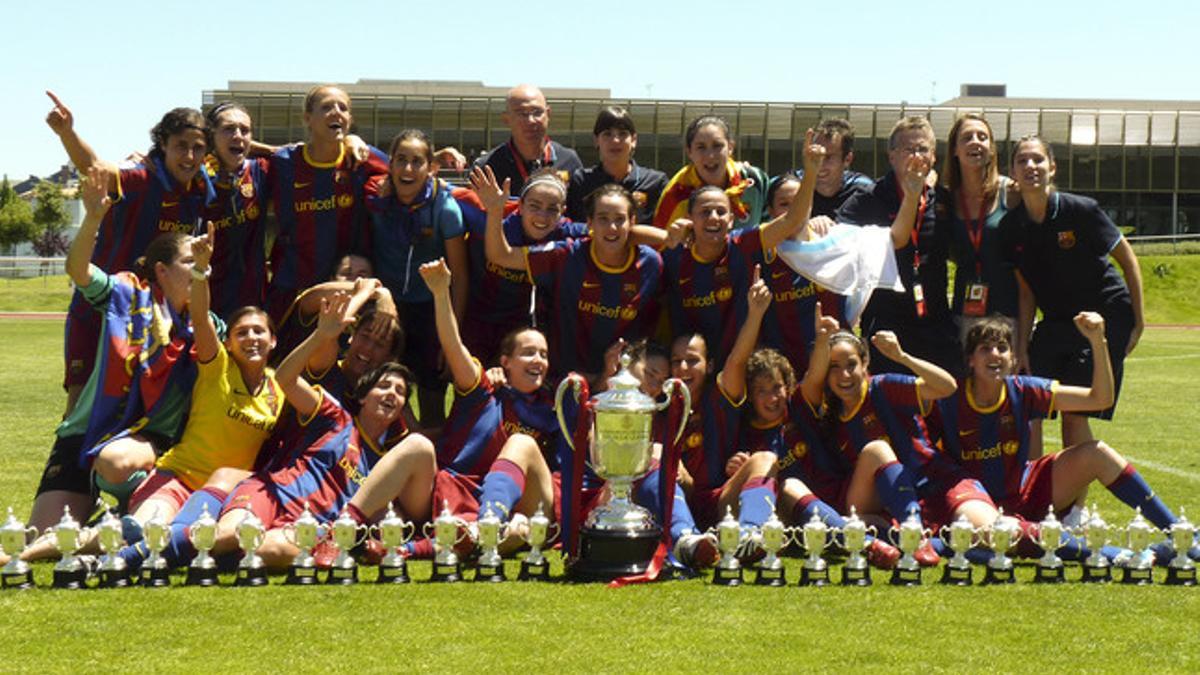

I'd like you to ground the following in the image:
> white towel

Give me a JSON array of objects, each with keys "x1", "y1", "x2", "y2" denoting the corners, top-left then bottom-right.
[{"x1": 775, "y1": 224, "x2": 904, "y2": 326}]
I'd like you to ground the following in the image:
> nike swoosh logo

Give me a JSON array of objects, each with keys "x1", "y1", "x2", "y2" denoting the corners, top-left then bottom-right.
[
  {"x1": 678, "y1": 277, "x2": 691, "y2": 285},
  {"x1": 161, "y1": 201, "x2": 178, "y2": 208},
  {"x1": 958, "y1": 429, "x2": 976, "y2": 437},
  {"x1": 582, "y1": 281, "x2": 602, "y2": 288},
  {"x1": 294, "y1": 181, "x2": 311, "y2": 189},
  {"x1": 772, "y1": 270, "x2": 791, "y2": 279}
]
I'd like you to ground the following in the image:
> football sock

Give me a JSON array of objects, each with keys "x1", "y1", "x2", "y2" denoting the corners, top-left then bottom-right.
[
  {"x1": 873, "y1": 461, "x2": 921, "y2": 522},
  {"x1": 160, "y1": 487, "x2": 228, "y2": 568},
  {"x1": 792, "y1": 494, "x2": 847, "y2": 529},
  {"x1": 477, "y1": 459, "x2": 526, "y2": 521},
  {"x1": 1105, "y1": 464, "x2": 1176, "y2": 529},
  {"x1": 737, "y1": 477, "x2": 777, "y2": 529}
]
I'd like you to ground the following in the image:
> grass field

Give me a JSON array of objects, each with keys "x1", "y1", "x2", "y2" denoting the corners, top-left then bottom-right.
[{"x1": 2, "y1": 295, "x2": 1200, "y2": 671}]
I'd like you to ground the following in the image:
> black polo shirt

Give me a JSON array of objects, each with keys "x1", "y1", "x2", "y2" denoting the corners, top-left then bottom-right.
[
  {"x1": 566, "y1": 161, "x2": 667, "y2": 225},
  {"x1": 792, "y1": 169, "x2": 875, "y2": 218},
  {"x1": 473, "y1": 138, "x2": 582, "y2": 196}
]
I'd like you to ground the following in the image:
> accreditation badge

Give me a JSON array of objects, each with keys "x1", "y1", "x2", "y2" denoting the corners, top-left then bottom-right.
[
  {"x1": 963, "y1": 283, "x2": 989, "y2": 317},
  {"x1": 912, "y1": 282, "x2": 926, "y2": 318}
]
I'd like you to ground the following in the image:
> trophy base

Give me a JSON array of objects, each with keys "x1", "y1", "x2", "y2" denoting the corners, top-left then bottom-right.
[
  {"x1": 1080, "y1": 564, "x2": 1112, "y2": 584},
  {"x1": 1164, "y1": 566, "x2": 1197, "y2": 586},
  {"x1": 940, "y1": 564, "x2": 973, "y2": 586},
  {"x1": 235, "y1": 566, "x2": 269, "y2": 587},
  {"x1": 430, "y1": 561, "x2": 462, "y2": 583},
  {"x1": 326, "y1": 565, "x2": 358, "y2": 585},
  {"x1": 518, "y1": 559, "x2": 550, "y2": 582},
  {"x1": 567, "y1": 524, "x2": 661, "y2": 582},
  {"x1": 475, "y1": 562, "x2": 506, "y2": 583},
  {"x1": 97, "y1": 569, "x2": 131, "y2": 589},
  {"x1": 185, "y1": 566, "x2": 220, "y2": 587},
  {"x1": 377, "y1": 563, "x2": 410, "y2": 584},
  {"x1": 140, "y1": 566, "x2": 172, "y2": 588},
  {"x1": 841, "y1": 565, "x2": 872, "y2": 587},
  {"x1": 1033, "y1": 565, "x2": 1065, "y2": 584},
  {"x1": 711, "y1": 565, "x2": 743, "y2": 587},
  {"x1": 798, "y1": 565, "x2": 830, "y2": 587},
  {"x1": 889, "y1": 566, "x2": 921, "y2": 586},
  {"x1": 982, "y1": 566, "x2": 1015, "y2": 585},
  {"x1": 1121, "y1": 566, "x2": 1154, "y2": 586},
  {"x1": 754, "y1": 565, "x2": 786, "y2": 587},
  {"x1": 284, "y1": 565, "x2": 318, "y2": 585},
  {"x1": 53, "y1": 567, "x2": 89, "y2": 590},
  {"x1": 1, "y1": 570, "x2": 35, "y2": 590}
]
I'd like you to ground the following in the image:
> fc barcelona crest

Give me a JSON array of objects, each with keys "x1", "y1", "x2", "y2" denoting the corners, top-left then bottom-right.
[
  {"x1": 1057, "y1": 230, "x2": 1076, "y2": 249},
  {"x1": 240, "y1": 182, "x2": 255, "y2": 199}
]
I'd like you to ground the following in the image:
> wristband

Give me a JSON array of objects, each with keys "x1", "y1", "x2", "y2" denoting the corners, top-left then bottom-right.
[{"x1": 190, "y1": 266, "x2": 211, "y2": 281}]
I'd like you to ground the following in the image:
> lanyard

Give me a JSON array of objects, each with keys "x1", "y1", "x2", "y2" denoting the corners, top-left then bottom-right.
[
  {"x1": 959, "y1": 189, "x2": 987, "y2": 277},
  {"x1": 892, "y1": 182, "x2": 928, "y2": 272},
  {"x1": 507, "y1": 138, "x2": 556, "y2": 183}
]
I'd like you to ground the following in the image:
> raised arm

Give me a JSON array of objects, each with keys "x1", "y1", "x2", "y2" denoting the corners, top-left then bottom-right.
[
  {"x1": 1051, "y1": 311, "x2": 1115, "y2": 412},
  {"x1": 871, "y1": 330, "x2": 956, "y2": 403},
  {"x1": 760, "y1": 129, "x2": 821, "y2": 250},
  {"x1": 800, "y1": 301, "x2": 839, "y2": 407},
  {"x1": 889, "y1": 154, "x2": 932, "y2": 249},
  {"x1": 471, "y1": 165, "x2": 525, "y2": 271},
  {"x1": 66, "y1": 165, "x2": 112, "y2": 287},
  {"x1": 277, "y1": 293, "x2": 356, "y2": 418},
  {"x1": 716, "y1": 265, "x2": 771, "y2": 402},
  {"x1": 45, "y1": 91, "x2": 116, "y2": 191},
  {"x1": 306, "y1": 277, "x2": 389, "y2": 373},
  {"x1": 188, "y1": 221, "x2": 219, "y2": 363},
  {"x1": 419, "y1": 258, "x2": 480, "y2": 391},
  {"x1": 1109, "y1": 238, "x2": 1145, "y2": 355}
]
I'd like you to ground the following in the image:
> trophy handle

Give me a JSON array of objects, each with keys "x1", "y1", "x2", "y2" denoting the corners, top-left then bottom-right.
[
  {"x1": 282, "y1": 524, "x2": 296, "y2": 547},
  {"x1": 554, "y1": 375, "x2": 586, "y2": 452},
  {"x1": 422, "y1": 522, "x2": 435, "y2": 539},
  {"x1": 545, "y1": 521, "x2": 561, "y2": 545},
  {"x1": 356, "y1": 524, "x2": 370, "y2": 547},
  {"x1": 25, "y1": 526, "x2": 38, "y2": 544},
  {"x1": 887, "y1": 526, "x2": 900, "y2": 547},
  {"x1": 367, "y1": 524, "x2": 380, "y2": 540},
  {"x1": 402, "y1": 521, "x2": 415, "y2": 543},
  {"x1": 659, "y1": 378, "x2": 692, "y2": 447},
  {"x1": 937, "y1": 526, "x2": 953, "y2": 550}
]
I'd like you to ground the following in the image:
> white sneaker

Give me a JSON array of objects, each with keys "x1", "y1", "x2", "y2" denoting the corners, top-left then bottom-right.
[
  {"x1": 1061, "y1": 505, "x2": 1085, "y2": 530},
  {"x1": 674, "y1": 532, "x2": 719, "y2": 568}
]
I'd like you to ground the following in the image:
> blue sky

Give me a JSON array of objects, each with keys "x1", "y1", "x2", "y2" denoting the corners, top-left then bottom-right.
[{"x1": 4, "y1": 0, "x2": 1197, "y2": 180}]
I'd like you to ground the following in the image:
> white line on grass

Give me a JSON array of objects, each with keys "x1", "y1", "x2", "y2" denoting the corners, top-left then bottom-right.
[
  {"x1": 1125, "y1": 456, "x2": 1200, "y2": 483},
  {"x1": 1125, "y1": 353, "x2": 1200, "y2": 363}
]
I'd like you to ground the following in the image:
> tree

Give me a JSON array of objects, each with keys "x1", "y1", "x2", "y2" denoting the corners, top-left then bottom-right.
[
  {"x1": 0, "y1": 177, "x2": 36, "y2": 254},
  {"x1": 32, "y1": 180, "x2": 70, "y2": 237}
]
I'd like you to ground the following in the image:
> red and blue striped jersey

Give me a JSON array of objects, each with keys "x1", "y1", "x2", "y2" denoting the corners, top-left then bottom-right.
[
  {"x1": 662, "y1": 229, "x2": 764, "y2": 368},
  {"x1": 740, "y1": 392, "x2": 851, "y2": 493},
  {"x1": 752, "y1": 251, "x2": 847, "y2": 376},
  {"x1": 253, "y1": 362, "x2": 354, "y2": 473},
  {"x1": 90, "y1": 157, "x2": 215, "y2": 274},
  {"x1": 437, "y1": 370, "x2": 559, "y2": 480},
  {"x1": 929, "y1": 376, "x2": 1056, "y2": 503},
  {"x1": 266, "y1": 389, "x2": 392, "y2": 523},
  {"x1": 204, "y1": 157, "x2": 271, "y2": 318},
  {"x1": 680, "y1": 383, "x2": 745, "y2": 492},
  {"x1": 526, "y1": 239, "x2": 662, "y2": 377},
  {"x1": 265, "y1": 143, "x2": 388, "y2": 320}
]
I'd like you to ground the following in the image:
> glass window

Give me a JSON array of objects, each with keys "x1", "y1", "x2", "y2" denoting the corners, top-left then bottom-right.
[
  {"x1": 1098, "y1": 144, "x2": 1123, "y2": 190},
  {"x1": 1151, "y1": 146, "x2": 1176, "y2": 191}
]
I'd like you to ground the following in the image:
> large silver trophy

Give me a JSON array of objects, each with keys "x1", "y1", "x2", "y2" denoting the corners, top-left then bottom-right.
[
  {"x1": 0, "y1": 507, "x2": 37, "y2": 590},
  {"x1": 1120, "y1": 508, "x2": 1155, "y2": 586},
  {"x1": 284, "y1": 503, "x2": 321, "y2": 585},
  {"x1": 556, "y1": 355, "x2": 690, "y2": 581},
  {"x1": 374, "y1": 505, "x2": 415, "y2": 584},
  {"x1": 939, "y1": 514, "x2": 978, "y2": 586},
  {"x1": 95, "y1": 509, "x2": 131, "y2": 588},
  {"x1": 51, "y1": 507, "x2": 89, "y2": 589},
  {"x1": 1164, "y1": 507, "x2": 1196, "y2": 586}
]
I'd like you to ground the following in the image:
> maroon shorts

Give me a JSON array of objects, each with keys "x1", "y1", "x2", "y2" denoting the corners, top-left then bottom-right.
[
  {"x1": 550, "y1": 471, "x2": 604, "y2": 525},
  {"x1": 1002, "y1": 454, "x2": 1058, "y2": 520},
  {"x1": 918, "y1": 476, "x2": 995, "y2": 531},
  {"x1": 431, "y1": 470, "x2": 484, "y2": 522},
  {"x1": 223, "y1": 475, "x2": 287, "y2": 529},
  {"x1": 689, "y1": 485, "x2": 726, "y2": 531},
  {"x1": 128, "y1": 469, "x2": 193, "y2": 514},
  {"x1": 63, "y1": 294, "x2": 101, "y2": 389}
]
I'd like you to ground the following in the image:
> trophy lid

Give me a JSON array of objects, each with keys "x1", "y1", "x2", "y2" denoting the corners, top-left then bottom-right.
[
  {"x1": 296, "y1": 501, "x2": 319, "y2": 525},
  {"x1": 530, "y1": 501, "x2": 549, "y2": 526},
  {"x1": 55, "y1": 506, "x2": 80, "y2": 532},
  {"x1": 762, "y1": 509, "x2": 784, "y2": 532},
  {"x1": 843, "y1": 505, "x2": 865, "y2": 532},
  {"x1": 1041, "y1": 505, "x2": 1059, "y2": 525},
  {"x1": 194, "y1": 503, "x2": 217, "y2": 527},
  {"x1": 951, "y1": 513, "x2": 974, "y2": 531},
  {"x1": 97, "y1": 508, "x2": 120, "y2": 531},
  {"x1": 435, "y1": 499, "x2": 456, "y2": 523},
  {"x1": 718, "y1": 505, "x2": 739, "y2": 532},
  {"x1": 593, "y1": 354, "x2": 660, "y2": 414},
  {"x1": 239, "y1": 510, "x2": 264, "y2": 531},
  {"x1": 901, "y1": 507, "x2": 923, "y2": 529},
  {"x1": 333, "y1": 509, "x2": 356, "y2": 528},
  {"x1": 1, "y1": 506, "x2": 22, "y2": 534},
  {"x1": 380, "y1": 504, "x2": 402, "y2": 525},
  {"x1": 1169, "y1": 507, "x2": 1194, "y2": 533},
  {"x1": 479, "y1": 505, "x2": 501, "y2": 526},
  {"x1": 804, "y1": 512, "x2": 828, "y2": 532},
  {"x1": 1127, "y1": 507, "x2": 1152, "y2": 533}
]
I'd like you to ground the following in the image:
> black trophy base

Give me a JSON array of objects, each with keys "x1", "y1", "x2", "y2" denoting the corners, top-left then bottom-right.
[
  {"x1": 754, "y1": 565, "x2": 786, "y2": 587},
  {"x1": 1080, "y1": 564, "x2": 1112, "y2": 584},
  {"x1": 430, "y1": 560, "x2": 462, "y2": 583},
  {"x1": 1034, "y1": 564, "x2": 1065, "y2": 584},
  {"x1": 1164, "y1": 566, "x2": 1197, "y2": 586},
  {"x1": 140, "y1": 566, "x2": 172, "y2": 588},
  {"x1": 475, "y1": 562, "x2": 506, "y2": 583},
  {"x1": 97, "y1": 568, "x2": 131, "y2": 589},
  {"x1": 711, "y1": 565, "x2": 743, "y2": 586},
  {"x1": 185, "y1": 566, "x2": 220, "y2": 587},
  {"x1": 519, "y1": 558, "x2": 550, "y2": 582},
  {"x1": 326, "y1": 565, "x2": 358, "y2": 585},
  {"x1": 235, "y1": 566, "x2": 269, "y2": 587},
  {"x1": 841, "y1": 565, "x2": 872, "y2": 586},
  {"x1": 982, "y1": 565, "x2": 1015, "y2": 585},
  {"x1": 377, "y1": 563, "x2": 410, "y2": 584},
  {"x1": 1, "y1": 570, "x2": 35, "y2": 590},
  {"x1": 568, "y1": 525, "x2": 660, "y2": 582},
  {"x1": 54, "y1": 567, "x2": 90, "y2": 590},
  {"x1": 798, "y1": 565, "x2": 830, "y2": 587},
  {"x1": 285, "y1": 565, "x2": 318, "y2": 585},
  {"x1": 1121, "y1": 566, "x2": 1154, "y2": 586},
  {"x1": 941, "y1": 564, "x2": 974, "y2": 586},
  {"x1": 890, "y1": 566, "x2": 922, "y2": 586}
]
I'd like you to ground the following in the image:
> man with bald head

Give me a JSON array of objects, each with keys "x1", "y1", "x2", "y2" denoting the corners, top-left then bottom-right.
[{"x1": 474, "y1": 84, "x2": 582, "y2": 195}]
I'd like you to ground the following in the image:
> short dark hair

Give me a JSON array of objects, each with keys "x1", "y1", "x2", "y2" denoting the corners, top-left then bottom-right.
[
  {"x1": 353, "y1": 306, "x2": 405, "y2": 360},
  {"x1": 353, "y1": 361, "x2": 413, "y2": 403},
  {"x1": 687, "y1": 185, "x2": 728, "y2": 213},
  {"x1": 584, "y1": 183, "x2": 636, "y2": 220},
  {"x1": 133, "y1": 233, "x2": 191, "y2": 283},
  {"x1": 226, "y1": 306, "x2": 275, "y2": 336},
  {"x1": 685, "y1": 115, "x2": 732, "y2": 148},
  {"x1": 149, "y1": 108, "x2": 206, "y2": 159},
  {"x1": 766, "y1": 174, "x2": 801, "y2": 209},
  {"x1": 814, "y1": 118, "x2": 855, "y2": 157},
  {"x1": 498, "y1": 326, "x2": 545, "y2": 359},
  {"x1": 747, "y1": 348, "x2": 796, "y2": 396},
  {"x1": 962, "y1": 315, "x2": 1013, "y2": 360},
  {"x1": 204, "y1": 100, "x2": 250, "y2": 148},
  {"x1": 593, "y1": 106, "x2": 637, "y2": 136}
]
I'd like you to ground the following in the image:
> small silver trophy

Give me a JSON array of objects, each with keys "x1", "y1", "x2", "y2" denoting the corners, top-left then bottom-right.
[
  {"x1": 0, "y1": 507, "x2": 37, "y2": 590},
  {"x1": 888, "y1": 510, "x2": 929, "y2": 586},
  {"x1": 519, "y1": 502, "x2": 555, "y2": 581},
  {"x1": 51, "y1": 506, "x2": 88, "y2": 589},
  {"x1": 284, "y1": 503, "x2": 321, "y2": 585},
  {"x1": 1120, "y1": 508, "x2": 1155, "y2": 586},
  {"x1": 140, "y1": 509, "x2": 172, "y2": 588},
  {"x1": 838, "y1": 506, "x2": 873, "y2": 586},
  {"x1": 475, "y1": 506, "x2": 507, "y2": 583},
  {"x1": 234, "y1": 511, "x2": 268, "y2": 587},
  {"x1": 982, "y1": 510, "x2": 1021, "y2": 585},
  {"x1": 939, "y1": 514, "x2": 977, "y2": 586},
  {"x1": 326, "y1": 509, "x2": 368, "y2": 585},
  {"x1": 95, "y1": 509, "x2": 130, "y2": 588},
  {"x1": 798, "y1": 512, "x2": 831, "y2": 587},
  {"x1": 425, "y1": 500, "x2": 467, "y2": 583},
  {"x1": 711, "y1": 506, "x2": 744, "y2": 587},
  {"x1": 1163, "y1": 507, "x2": 1196, "y2": 586},
  {"x1": 1078, "y1": 503, "x2": 1112, "y2": 583},
  {"x1": 1033, "y1": 506, "x2": 1066, "y2": 584},
  {"x1": 754, "y1": 509, "x2": 787, "y2": 587},
  {"x1": 185, "y1": 504, "x2": 219, "y2": 587},
  {"x1": 375, "y1": 504, "x2": 414, "y2": 584}
]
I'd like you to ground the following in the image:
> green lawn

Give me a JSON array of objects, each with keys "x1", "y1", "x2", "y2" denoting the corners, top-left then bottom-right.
[{"x1": 1, "y1": 319, "x2": 1200, "y2": 672}]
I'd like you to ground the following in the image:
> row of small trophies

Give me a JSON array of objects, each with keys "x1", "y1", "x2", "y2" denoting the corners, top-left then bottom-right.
[
  {"x1": 0, "y1": 499, "x2": 555, "y2": 590},
  {"x1": 712, "y1": 504, "x2": 1198, "y2": 587},
  {"x1": 2, "y1": 500, "x2": 1196, "y2": 590}
]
